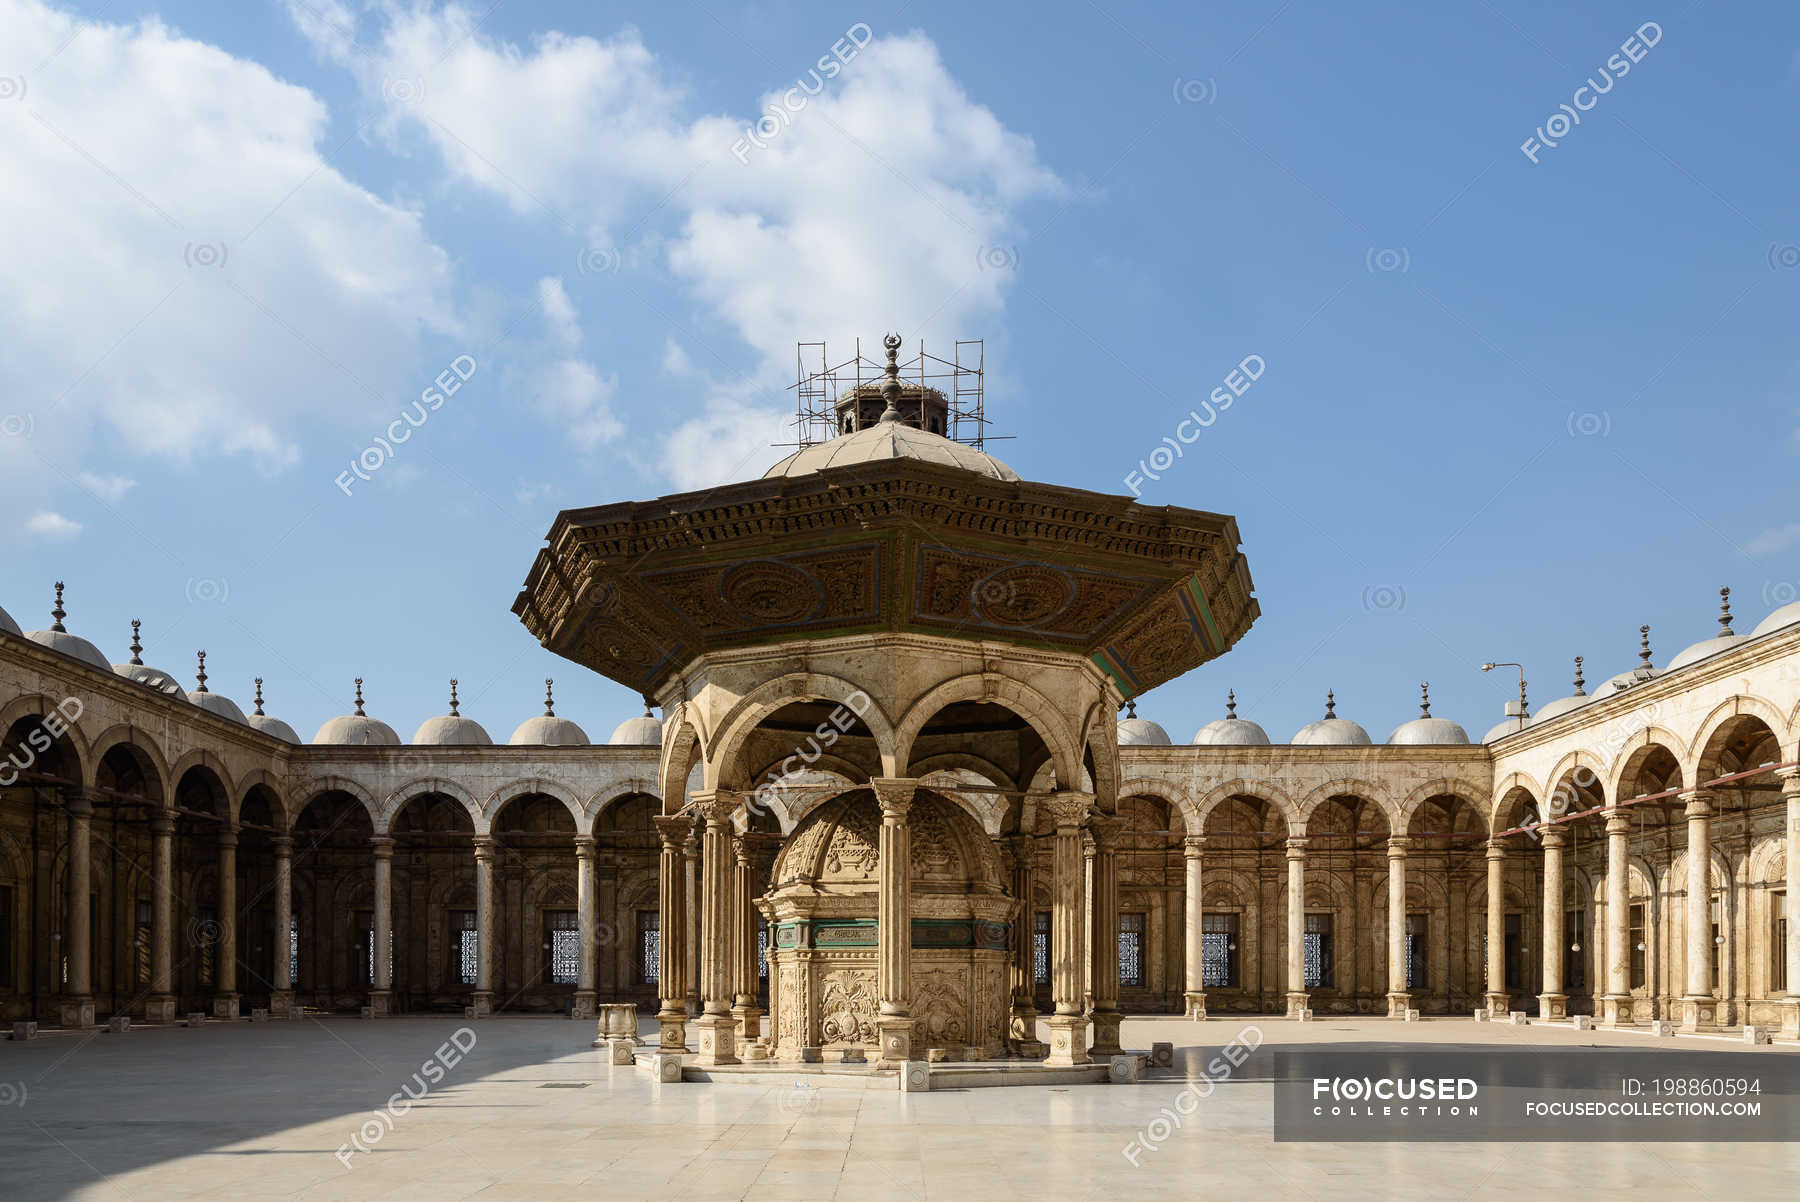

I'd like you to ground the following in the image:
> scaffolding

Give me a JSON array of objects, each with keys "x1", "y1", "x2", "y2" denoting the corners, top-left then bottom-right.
[{"x1": 786, "y1": 338, "x2": 994, "y2": 451}]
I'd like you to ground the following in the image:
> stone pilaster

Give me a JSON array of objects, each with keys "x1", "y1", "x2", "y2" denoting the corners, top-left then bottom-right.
[
  {"x1": 1678, "y1": 791, "x2": 1719, "y2": 1032},
  {"x1": 59, "y1": 793, "x2": 95, "y2": 1028},
  {"x1": 146, "y1": 812, "x2": 177, "y2": 1023},
  {"x1": 213, "y1": 825, "x2": 240, "y2": 1018},
  {"x1": 682, "y1": 827, "x2": 701, "y2": 1020},
  {"x1": 1004, "y1": 836, "x2": 1042, "y2": 1051},
  {"x1": 1781, "y1": 772, "x2": 1800, "y2": 1040},
  {"x1": 368, "y1": 835, "x2": 394, "y2": 1016},
  {"x1": 1042, "y1": 792, "x2": 1093, "y2": 1065},
  {"x1": 573, "y1": 835, "x2": 597, "y2": 1020},
  {"x1": 1182, "y1": 836, "x2": 1207, "y2": 1020},
  {"x1": 1284, "y1": 837, "x2": 1308, "y2": 1019},
  {"x1": 871, "y1": 777, "x2": 918, "y2": 1067},
  {"x1": 1600, "y1": 809, "x2": 1635, "y2": 1027},
  {"x1": 1386, "y1": 836, "x2": 1410, "y2": 1018},
  {"x1": 471, "y1": 835, "x2": 496, "y2": 1017},
  {"x1": 730, "y1": 832, "x2": 763, "y2": 1045},
  {"x1": 1483, "y1": 839, "x2": 1508, "y2": 1015},
  {"x1": 692, "y1": 791, "x2": 741, "y2": 1066},
  {"x1": 1537, "y1": 827, "x2": 1567, "y2": 1020},
  {"x1": 1087, "y1": 813, "x2": 1124, "y2": 1057},
  {"x1": 652, "y1": 815, "x2": 691, "y2": 1050}
]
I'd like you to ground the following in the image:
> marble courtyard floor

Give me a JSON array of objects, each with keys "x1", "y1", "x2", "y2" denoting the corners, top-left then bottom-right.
[{"x1": 1, "y1": 1014, "x2": 1796, "y2": 1202}]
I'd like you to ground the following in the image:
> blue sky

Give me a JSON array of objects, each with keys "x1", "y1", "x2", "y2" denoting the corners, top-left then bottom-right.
[{"x1": 1, "y1": 0, "x2": 1795, "y2": 746}]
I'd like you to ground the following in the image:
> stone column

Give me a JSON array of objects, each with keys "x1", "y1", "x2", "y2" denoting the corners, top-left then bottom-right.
[
  {"x1": 1483, "y1": 839, "x2": 1508, "y2": 1015},
  {"x1": 692, "y1": 791, "x2": 741, "y2": 1066},
  {"x1": 1285, "y1": 837, "x2": 1309, "y2": 1019},
  {"x1": 1678, "y1": 790, "x2": 1719, "y2": 1032},
  {"x1": 471, "y1": 835, "x2": 496, "y2": 1017},
  {"x1": 1600, "y1": 808, "x2": 1634, "y2": 1026},
  {"x1": 59, "y1": 793, "x2": 95, "y2": 1028},
  {"x1": 1081, "y1": 832, "x2": 1096, "y2": 1014},
  {"x1": 368, "y1": 835, "x2": 394, "y2": 1016},
  {"x1": 682, "y1": 826, "x2": 701, "y2": 1020},
  {"x1": 1386, "y1": 837, "x2": 1410, "y2": 1017},
  {"x1": 1005, "y1": 836, "x2": 1041, "y2": 1051},
  {"x1": 573, "y1": 835, "x2": 597, "y2": 1020},
  {"x1": 146, "y1": 812, "x2": 177, "y2": 1023},
  {"x1": 652, "y1": 815, "x2": 691, "y2": 1050},
  {"x1": 213, "y1": 825, "x2": 241, "y2": 1018},
  {"x1": 1183, "y1": 836, "x2": 1207, "y2": 1020},
  {"x1": 730, "y1": 832, "x2": 763, "y2": 1046},
  {"x1": 1087, "y1": 814, "x2": 1124, "y2": 1057},
  {"x1": 1781, "y1": 771, "x2": 1800, "y2": 1040},
  {"x1": 1043, "y1": 792, "x2": 1093, "y2": 1065},
  {"x1": 870, "y1": 778, "x2": 918, "y2": 1066},
  {"x1": 1537, "y1": 827, "x2": 1567, "y2": 1020}
]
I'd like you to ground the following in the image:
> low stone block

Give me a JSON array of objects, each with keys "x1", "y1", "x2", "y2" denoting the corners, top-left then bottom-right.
[
  {"x1": 962, "y1": 1046, "x2": 987, "y2": 1062},
  {"x1": 798, "y1": 1046, "x2": 823, "y2": 1063},
  {"x1": 1016, "y1": 1040, "x2": 1048, "y2": 1058},
  {"x1": 106, "y1": 1016, "x2": 130, "y2": 1034},
  {"x1": 1109, "y1": 1055, "x2": 1140, "y2": 1084},
  {"x1": 359, "y1": 1006, "x2": 375, "y2": 1020},
  {"x1": 1647, "y1": 1020, "x2": 1672, "y2": 1037},
  {"x1": 1508, "y1": 1011, "x2": 1527, "y2": 1026},
  {"x1": 287, "y1": 1007, "x2": 307, "y2": 1021},
  {"x1": 249, "y1": 1009, "x2": 269, "y2": 1023},
  {"x1": 742, "y1": 1042, "x2": 771, "y2": 1062},
  {"x1": 184, "y1": 1013, "x2": 206, "y2": 1028},
  {"x1": 1570, "y1": 1015, "x2": 1592, "y2": 1030},
  {"x1": 926, "y1": 1047, "x2": 951, "y2": 1063},
  {"x1": 1403, "y1": 1009, "x2": 1421, "y2": 1022},
  {"x1": 899, "y1": 1061, "x2": 930, "y2": 1093},
  {"x1": 1742, "y1": 1026, "x2": 1768, "y2": 1045},
  {"x1": 1295, "y1": 1009, "x2": 1314, "y2": 1023},
  {"x1": 608, "y1": 1038, "x2": 636, "y2": 1065},
  {"x1": 11, "y1": 1022, "x2": 38, "y2": 1041},
  {"x1": 1471, "y1": 1009, "x2": 1487, "y2": 1023},
  {"x1": 835, "y1": 1046, "x2": 866, "y2": 1064},
  {"x1": 653, "y1": 1053, "x2": 683, "y2": 1083},
  {"x1": 1149, "y1": 1041, "x2": 1174, "y2": 1067}
]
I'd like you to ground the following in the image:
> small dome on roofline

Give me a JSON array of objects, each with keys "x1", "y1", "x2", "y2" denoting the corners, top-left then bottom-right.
[
  {"x1": 1291, "y1": 691, "x2": 1371, "y2": 746},
  {"x1": 1753, "y1": 598, "x2": 1800, "y2": 638},
  {"x1": 1667, "y1": 587, "x2": 1743, "y2": 672},
  {"x1": 314, "y1": 678, "x2": 401, "y2": 746},
  {"x1": 25, "y1": 583, "x2": 110, "y2": 670},
  {"x1": 1387, "y1": 683, "x2": 1470, "y2": 745},
  {"x1": 510, "y1": 679, "x2": 590, "y2": 747},
  {"x1": 1533, "y1": 656, "x2": 1593, "y2": 723},
  {"x1": 1589, "y1": 624, "x2": 1660, "y2": 698},
  {"x1": 609, "y1": 702, "x2": 663, "y2": 746},
  {"x1": 1192, "y1": 690, "x2": 1270, "y2": 746},
  {"x1": 247, "y1": 678, "x2": 300, "y2": 743},
  {"x1": 414, "y1": 680, "x2": 494, "y2": 746},
  {"x1": 0, "y1": 602, "x2": 19, "y2": 637},
  {"x1": 1116, "y1": 699, "x2": 1171, "y2": 746},
  {"x1": 113, "y1": 619, "x2": 186, "y2": 698},
  {"x1": 185, "y1": 651, "x2": 248, "y2": 725},
  {"x1": 1483, "y1": 715, "x2": 1534, "y2": 743}
]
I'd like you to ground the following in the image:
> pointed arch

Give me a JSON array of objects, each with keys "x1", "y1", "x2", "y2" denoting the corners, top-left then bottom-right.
[
  {"x1": 895, "y1": 672, "x2": 1080, "y2": 789},
  {"x1": 1296, "y1": 777, "x2": 1395, "y2": 832},
  {"x1": 0, "y1": 692, "x2": 90, "y2": 786},
  {"x1": 380, "y1": 777, "x2": 481, "y2": 833},
  {"x1": 484, "y1": 777, "x2": 583, "y2": 832},
  {"x1": 709, "y1": 672, "x2": 897, "y2": 791},
  {"x1": 1194, "y1": 777, "x2": 1301, "y2": 833},
  {"x1": 1119, "y1": 776, "x2": 1200, "y2": 835},
  {"x1": 87, "y1": 723, "x2": 171, "y2": 802}
]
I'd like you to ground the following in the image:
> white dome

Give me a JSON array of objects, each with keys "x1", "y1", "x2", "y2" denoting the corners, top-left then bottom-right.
[
  {"x1": 249, "y1": 713, "x2": 301, "y2": 743},
  {"x1": 0, "y1": 604, "x2": 19, "y2": 637},
  {"x1": 1193, "y1": 717, "x2": 1270, "y2": 746},
  {"x1": 1532, "y1": 693, "x2": 1591, "y2": 722},
  {"x1": 1666, "y1": 634, "x2": 1741, "y2": 672},
  {"x1": 1590, "y1": 668, "x2": 1658, "y2": 699},
  {"x1": 314, "y1": 681, "x2": 400, "y2": 745},
  {"x1": 1753, "y1": 600, "x2": 1800, "y2": 637},
  {"x1": 1483, "y1": 716, "x2": 1533, "y2": 743},
  {"x1": 115, "y1": 662, "x2": 187, "y2": 697},
  {"x1": 27, "y1": 628, "x2": 111, "y2": 670},
  {"x1": 1293, "y1": 717, "x2": 1372, "y2": 746},
  {"x1": 764, "y1": 418, "x2": 1020, "y2": 482},
  {"x1": 609, "y1": 708, "x2": 663, "y2": 746},
  {"x1": 1117, "y1": 716, "x2": 1172, "y2": 746},
  {"x1": 414, "y1": 714, "x2": 494, "y2": 746},
  {"x1": 1388, "y1": 717, "x2": 1470, "y2": 745},
  {"x1": 314, "y1": 714, "x2": 402, "y2": 745},
  {"x1": 188, "y1": 690, "x2": 249, "y2": 725},
  {"x1": 510, "y1": 714, "x2": 590, "y2": 746}
]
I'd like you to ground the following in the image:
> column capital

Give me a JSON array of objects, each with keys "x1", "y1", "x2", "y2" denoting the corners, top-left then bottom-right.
[
  {"x1": 1603, "y1": 809, "x2": 1632, "y2": 837},
  {"x1": 1386, "y1": 835, "x2": 1411, "y2": 858},
  {"x1": 690, "y1": 789, "x2": 744, "y2": 826},
  {"x1": 1778, "y1": 767, "x2": 1800, "y2": 796},
  {"x1": 472, "y1": 834, "x2": 498, "y2": 860},
  {"x1": 1182, "y1": 835, "x2": 1207, "y2": 859},
  {"x1": 1680, "y1": 789, "x2": 1715, "y2": 819},
  {"x1": 652, "y1": 814, "x2": 692, "y2": 850},
  {"x1": 271, "y1": 834, "x2": 293, "y2": 855},
  {"x1": 1085, "y1": 812, "x2": 1125, "y2": 851},
  {"x1": 573, "y1": 834, "x2": 596, "y2": 857},
  {"x1": 1485, "y1": 838, "x2": 1507, "y2": 859},
  {"x1": 1285, "y1": 836, "x2": 1308, "y2": 859},
  {"x1": 869, "y1": 777, "x2": 919, "y2": 817},
  {"x1": 64, "y1": 794, "x2": 94, "y2": 820},
  {"x1": 149, "y1": 811, "x2": 175, "y2": 837},
  {"x1": 1039, "y1": 791, "x2": 1095, "y2": 831},
  {"x1": 1538, "y1": 825, "x2": 1567, "y2": 850},
  {"x1": 217, "y1": 825, "x2": 240, "y2": 849},
  {"x1": 369, "y1": 835, "x2": 395, "y2": 858}
]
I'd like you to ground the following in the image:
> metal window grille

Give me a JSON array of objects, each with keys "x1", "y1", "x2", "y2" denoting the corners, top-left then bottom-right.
[{"x1": 1119, "y1": 913, "x2": 1145, "y2": 987}]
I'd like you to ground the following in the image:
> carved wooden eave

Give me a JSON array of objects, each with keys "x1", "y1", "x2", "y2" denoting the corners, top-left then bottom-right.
[{"x1": 514, "y1": 458, "x2": 1258, "y2": 698}]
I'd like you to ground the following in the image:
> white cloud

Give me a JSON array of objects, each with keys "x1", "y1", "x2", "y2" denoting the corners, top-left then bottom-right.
[
  {"x1": 0, "y1": 0, "x2": 461, "y2": 485},
  {"x1": 75, "y1": 471, "x2": 134, "y2": 503},
  {"x1": 1748, "y1": 523, "x2": 1800, "y2": 555},
  {"x1": 288, "y1": 5, "x2": 1059, "y2": 488},
  {"x1": 503, "y1": 277, "x2": 623, "y2": 454},
  {"x1": 26, "y1": 511, "x2": 81, "y2": 540}
]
